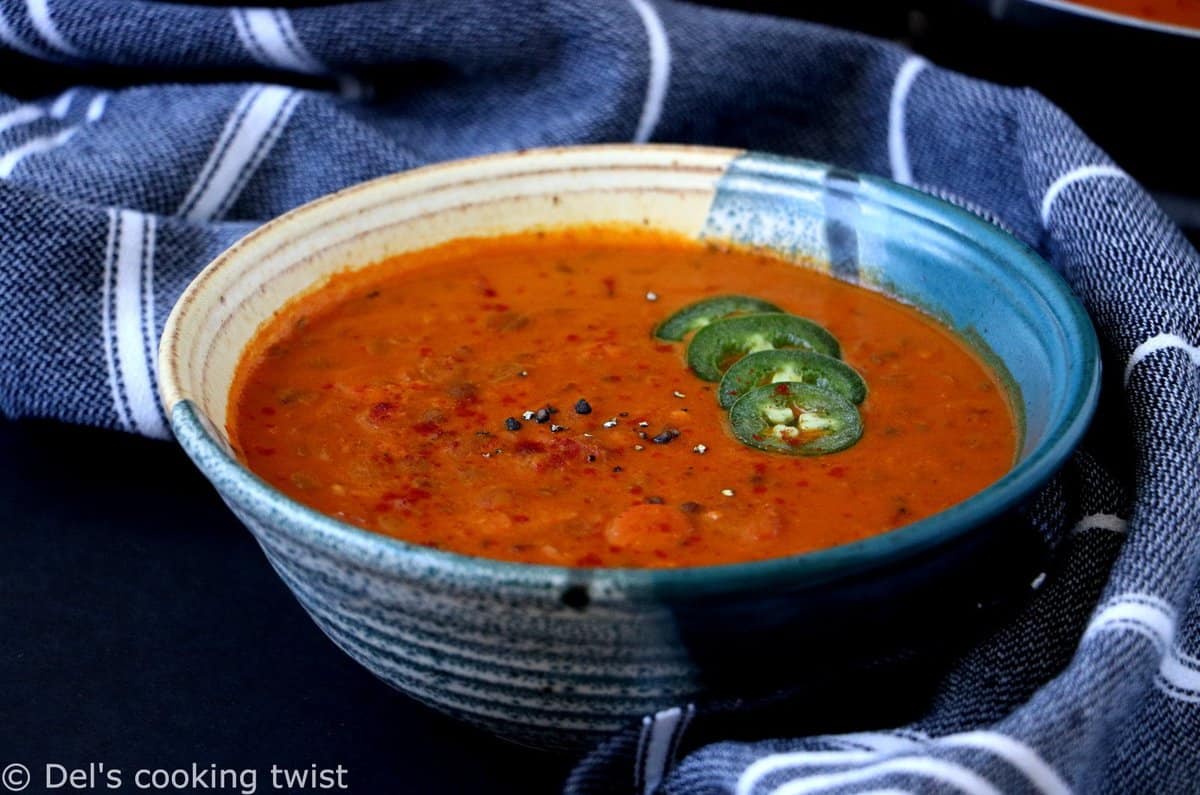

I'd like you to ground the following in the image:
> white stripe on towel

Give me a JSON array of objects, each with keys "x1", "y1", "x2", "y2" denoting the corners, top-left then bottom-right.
[
  {"x1": 0, "y1": 125, "x2": 77, "y2": 177},
  {"x1": 101, "y1": 209, "x2": 131, "y2": 433},
  {"x1": 1084, "y1": 594, "x2": 1175, "y2": 654},
  {"x1": 27, "y1": 0, "x2": 83, "y2": 57},
  {"x1": 0, "y1": 6, "x2": 53, "y2": 58},
  {"x1": 743, "y1": 729, "x2": 1065, "y2": 795},
  {"x1": 1040, "y1": 164, "x2": 1128, "y2": 225},
  {"x1": 112, "y1": 210, "x2": 169, "y2": 439},
  {"x1": 48, "y1": 87, "x2": 75, "y2": 118},
  {"x1": 85, "y1": 93, "x2": 108, "y2": 122},
  {"x1": 0, "y1": 90, "x2": 107, "y2": 177},
  {"x1": 232, "y1": 8, "x2": 365, "y2": 98},
  {"x1": 1123, "y1": 332, "x2": 1200, "y2": 386},
  {"x1": 1082, "y1": 593, "x2": 1200, "y2": 704},
  {"x1": 771, "y1": 757, "x2": 1003, "y2": 795},
  {"x1": 627, "y1": 0, "x2": 670, "y2": 144},
  {"x1": 0, "y1": 103, "x2": 44, "y2": 134},
  {"x1": 177, "y1": 85, "x2": 301, "y2": 222},
  {"x1": 739, "y1": 751, "x2": 878, "y2": 795},
  {"x1": 1159, "y1": 652, "x2": 1200, "y2": 703},
  {"x1": 639, "y1": 706, "x2": 690, "y2": 795},
  {"x1": 1070, "y1": 513, "x2": 1129, "y2": 536},
  {"x1": 233, "y1": 8, "x2": 325, "y2": 73},
  {"x1": 828, "y1": 732, "x2": 925, "y2": 754},
  {"x1": 887, "y1": 56, "x2": 927, "y2": 186},
  {"x1": 937, "y1": 732, "x2": 1071, "y2": 795}
]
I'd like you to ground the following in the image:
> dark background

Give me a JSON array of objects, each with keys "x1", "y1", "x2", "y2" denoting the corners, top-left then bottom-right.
[{"x1": 2, "y1": 2, "x2": 1196, "y2": 793}]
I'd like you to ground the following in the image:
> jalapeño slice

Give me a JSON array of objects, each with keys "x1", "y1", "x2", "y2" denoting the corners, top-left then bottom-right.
[
  {"x1": 686, "y1": 313, "x2": 841, "y2": 382},
  {"x1": 654, "y1": 295, "x2": 782, "y2": 341},
  {"x1": 729, "y1": 382, "x2": 862, "y2": 456},
  {"x1": 718, "y1": 349, "x2": 867, "y2": 408}
]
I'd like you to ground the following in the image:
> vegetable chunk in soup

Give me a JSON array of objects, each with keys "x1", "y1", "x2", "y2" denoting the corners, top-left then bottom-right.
[{"x1": 229, "y1": 229, "x2": 1016, "y2": 568}]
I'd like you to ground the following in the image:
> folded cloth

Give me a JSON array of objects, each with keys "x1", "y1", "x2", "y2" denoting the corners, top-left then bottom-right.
[{"x1": 1, "y1": 1, "x2": 1198, "y2": 792}]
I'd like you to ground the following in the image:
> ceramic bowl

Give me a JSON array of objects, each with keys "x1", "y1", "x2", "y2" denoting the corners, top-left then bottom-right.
[{"x1": 159, "y1": 145, "x2": 1099, "y2": 749}]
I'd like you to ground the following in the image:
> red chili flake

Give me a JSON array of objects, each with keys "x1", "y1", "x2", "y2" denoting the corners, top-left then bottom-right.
[
  {"x1": 254, "y1": 446, "x2": 276, "y2": 456},
  {"x1": 410, "y1": 420, "x2": 442, "y2": 437},
  {"x1": 535, "y1": 436, "x2": 588, "y2": 471},
  {"x1": 630, "y1": 485, "x2": 644, "y2": 495},
  {"x1": 260, "y1": 406, "x2": 276, "y2": 416},
  {"x1": 565, "y1": 333, "x2": 580, "y2": 342},
  {"x1": 418, "y1": 346, "x2": 434, "y2": 357},
  {"x1": 774, "y1": 383, "x2": 791, "y2": 395},
  {"x1": 370, "y1": 402, "x2": 395, "y2": 422},
  {"x1": 576, "y1": 553, "x2": 604, "y2": 566},
  {"x1": 514, "y1": 439, "x2": 547, "y2": 454},
  {"x1": 654, "y1": 344, "x2": 674, "y2": 354},
  {"x1": 753, "y1": 486, "x2": 768, "y2": 495},
  {"x1": 828, "y1": 466, "x2": 847, "y2": 478},
  {"x1": 512, "y1": 514, "x2": 531, "y2": 523},
  {"x1": 482, "y1": 287, "x2": 497, "y2": 298},
  {"x1": 601, "y1": 276, "x2": 616, "y2": 297}
]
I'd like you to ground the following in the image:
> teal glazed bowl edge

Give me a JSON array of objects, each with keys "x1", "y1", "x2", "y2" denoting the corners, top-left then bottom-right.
[{"x1": 161, "y1": 146, "x2": 1101, "y2": 749}]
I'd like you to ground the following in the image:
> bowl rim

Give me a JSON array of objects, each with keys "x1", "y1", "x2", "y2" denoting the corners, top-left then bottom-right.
[{"x1": 161, "y1": 143, "x2": 1101, "y2": 597}]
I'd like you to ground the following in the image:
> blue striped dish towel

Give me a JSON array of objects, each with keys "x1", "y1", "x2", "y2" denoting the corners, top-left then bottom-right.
[{"x1": 2, "y1": 1, "x2": 1198, "y2": 792}]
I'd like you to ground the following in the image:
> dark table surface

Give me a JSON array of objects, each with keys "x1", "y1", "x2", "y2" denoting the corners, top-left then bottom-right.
[{"x1": 0, "y1": 418, "x2": 574, "y2": 793}]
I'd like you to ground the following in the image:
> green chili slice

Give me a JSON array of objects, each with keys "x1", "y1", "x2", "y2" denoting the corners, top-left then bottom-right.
[
  {"x1": 654, "y1": 295, "x2": 782, "y2": 341},
  {"x1": 729, "y1": 382, "x2": 862, "y2": 456},
  {"x1": 686, "y1": 313, "x2": 841, "y2": 381},
  {"x1": 718, "y1": 349, "x2": 866, "y2": 408}
]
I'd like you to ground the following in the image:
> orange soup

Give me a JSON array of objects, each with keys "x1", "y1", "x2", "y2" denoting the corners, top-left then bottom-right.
[{"x1": 228, "y1": 229, "x2": 1016, "y2": 568}]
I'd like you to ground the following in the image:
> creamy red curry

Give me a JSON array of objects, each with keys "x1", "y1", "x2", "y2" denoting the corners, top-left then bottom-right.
[{"x1": 229, "y1": 229, "x2": 1016, "y2": 568}]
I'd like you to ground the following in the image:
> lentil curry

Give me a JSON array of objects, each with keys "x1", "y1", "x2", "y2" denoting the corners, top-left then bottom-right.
[{"x1": 229, "y1": 229, "x2": 1017, "y2": 568}]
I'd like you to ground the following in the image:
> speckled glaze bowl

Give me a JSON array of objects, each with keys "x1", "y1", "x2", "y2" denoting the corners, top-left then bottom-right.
[{"x1": 159, "y1": 146, "x2": 1099, "y2": 750}]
